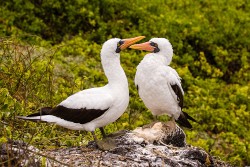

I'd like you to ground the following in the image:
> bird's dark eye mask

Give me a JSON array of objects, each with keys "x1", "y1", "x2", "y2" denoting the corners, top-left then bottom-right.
[
  {"x1": 116, "y1": 40, "x2": 125, "y2": 53},
  {"x1": 150, "y1": 42, "x2": 160, "y2": 53}
]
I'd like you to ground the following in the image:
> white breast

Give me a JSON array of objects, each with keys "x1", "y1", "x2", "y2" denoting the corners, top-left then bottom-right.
[
  {"x1": 135, "y1": 54, "x2": 182, "y2": 119},
  {"x1": 83, "y1": 84, "x2": 129, "y2": 131}
]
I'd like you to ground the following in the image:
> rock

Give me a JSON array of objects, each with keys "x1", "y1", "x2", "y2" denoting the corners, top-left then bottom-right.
[
  {"x1": 134, "y1": 121, "x2": 186, "y2": 147},
  {"x1": 0, "y1": 122, "x2": 233, "y2": 167},
  {"x1": 0, "y1": 139, "x2": 41, "y2": 167}
]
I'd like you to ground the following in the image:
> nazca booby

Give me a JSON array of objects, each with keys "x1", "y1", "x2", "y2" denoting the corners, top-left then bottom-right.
[
  {"x1": 130, "y1": 38, "x2": 197, "y2": 128},
  {"x1": 17, "y1": 36, "x2": 145, "y2": 143}
]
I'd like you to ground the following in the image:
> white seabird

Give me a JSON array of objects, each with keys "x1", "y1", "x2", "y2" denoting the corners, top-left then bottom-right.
[
  {"x1": 130, "y1": 38, "x2": 197, "y2": 128},
  {"x1": 17, "y1": 36, "x2": 145, "y2": 143}
]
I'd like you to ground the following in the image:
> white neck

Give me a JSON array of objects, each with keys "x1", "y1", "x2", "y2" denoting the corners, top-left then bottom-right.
[
  {"x1": 101, "y1": 50, "x2": 128, "y2": 89},
  {"x1": 157, "y1": 50, "x2": 173, "y2": 65},
  {"x1": 152, "y1": 54, "x2": 171, "y2": 66}
]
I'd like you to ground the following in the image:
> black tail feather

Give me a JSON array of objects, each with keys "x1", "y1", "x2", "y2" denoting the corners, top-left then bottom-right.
[
  {"x1": 176, "y1": 111, "x2": 198, "y2": 129},
  {"x1": 182, "y1": 111, "x2": 198, "y2": 123},
  {"x1": 27, "y1": 107, "x2": 53, "y2": 117}
]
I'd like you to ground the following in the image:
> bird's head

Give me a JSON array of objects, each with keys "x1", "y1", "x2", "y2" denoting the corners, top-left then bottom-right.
[
  {"x1": 101, "y1": 36, "x2": 145, "y2": 56},
  {"x1": 129, "y1": 38, "x2": 173, "y2": 61}
]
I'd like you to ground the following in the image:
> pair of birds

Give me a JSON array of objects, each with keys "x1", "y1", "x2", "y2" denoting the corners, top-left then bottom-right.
[{"x1": 18, "y1": 36, "x2": 197, "y2": 144}]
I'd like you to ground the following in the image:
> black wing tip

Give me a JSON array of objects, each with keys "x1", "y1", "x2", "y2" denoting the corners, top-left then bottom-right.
[
  {"x1": 176, "y1": 117, "x2": 193, "y2": 129},
  {"x1": 26, "y1": 107, "x2": 52, "y2": 117},
  {"x1": 182, "y1": 111, "x2": 198, "y2": 123},
  {"x1": 170, "y1": 84, "x2": 183, "y2": 109},
  {"x1": 16, "y1": 116, "x2": 41, "y2": 122},
  {"x1": 176, "y1": 111, "x2": 198, "y2": 129},
  {"x1": 51, "y1": 105, "x2": 109, "y2": 124}
]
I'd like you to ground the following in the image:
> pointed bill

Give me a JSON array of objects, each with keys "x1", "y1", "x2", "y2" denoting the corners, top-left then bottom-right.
[
  {"x1": 129, "y1": 41, "x2": 154, "y2": 52},
  {"x1": 120, "y1": 36, "x2": 145, "y2": 50}
]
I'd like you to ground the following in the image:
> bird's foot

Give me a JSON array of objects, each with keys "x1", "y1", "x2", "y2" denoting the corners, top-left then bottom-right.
[{"x1": 96, "y1": 137, "x2": 117, "y2": 151}]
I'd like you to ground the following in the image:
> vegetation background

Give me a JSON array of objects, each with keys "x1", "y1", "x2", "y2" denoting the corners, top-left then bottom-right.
[{"x1": 0, "y1": 0, "x2": 249, "y2": 166}]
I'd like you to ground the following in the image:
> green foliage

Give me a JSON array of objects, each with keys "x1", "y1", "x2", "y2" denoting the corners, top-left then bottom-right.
[{"x1": 0, "y1": 0, "x2": 250, "y2": 165}]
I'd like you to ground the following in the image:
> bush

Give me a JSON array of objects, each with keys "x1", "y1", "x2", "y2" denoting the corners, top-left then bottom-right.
[{"x1": 0, "y1": 0, "x2": 249, "y2": 165}]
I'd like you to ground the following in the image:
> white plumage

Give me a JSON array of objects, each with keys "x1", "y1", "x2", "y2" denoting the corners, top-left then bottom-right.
[
  {"x1": 18, "y1": 36, "x2": 145, "y2": 139},
  {"x1": 130, "y1": 38, "x2": 196, "y2": 128},
  {"x1": 24, "y1": 86, "x2": 119, "y2": 132}
]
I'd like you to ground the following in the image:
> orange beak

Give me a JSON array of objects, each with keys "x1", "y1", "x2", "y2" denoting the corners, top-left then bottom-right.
[
  {"x1": 120, "y1": 36, "x2": 146, "y2": 50},
  {"x1": 129, "y1": 41, "x2": 154, "y2": 52}
]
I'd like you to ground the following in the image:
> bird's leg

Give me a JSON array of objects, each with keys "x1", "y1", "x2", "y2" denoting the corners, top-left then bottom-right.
[
  {"x1": 170, "y1": 116, "x2": 177, "y2": 129},
  {"x1": 171, "y1": 116, "x2": 177, "y2": 125},
  {"x1": 99, "y1": 127, "x2": 106, "y2": 138},
  {"x1": 92, "y1": 129, "x2": 117, "y2": 151},
  {"x1": 91, "y1": 131, "x2": 98, "y2": 144},
  {"x1": 154, "y1": 115, "x2": 157, "y2": 121},
  {"x1": 171, "y1": 116, "x2": 175, "y2": 122}
]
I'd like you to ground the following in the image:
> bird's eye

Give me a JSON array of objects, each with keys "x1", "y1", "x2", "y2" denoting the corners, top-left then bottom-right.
[
  {"x1": 117, "y1": 40, "x2": 124, "y2": 47},
  {"x1": 116, "y1": 40, "x2": 124, "y2": 53},
  {"x1": 150, "y1": 42, "x2": 160, "y2": 53},
  {"x1": 150, "y1": 42, "x2": 158, "y2": 48}
]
